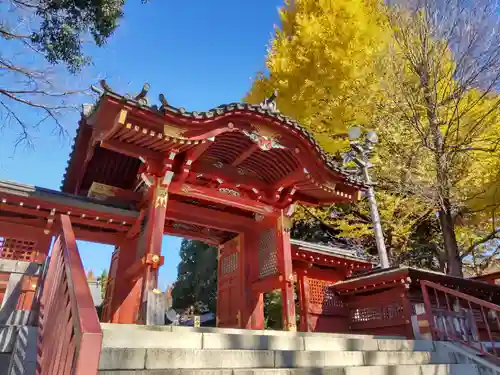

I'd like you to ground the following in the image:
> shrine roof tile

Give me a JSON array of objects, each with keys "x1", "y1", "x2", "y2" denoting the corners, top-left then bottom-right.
[
  {"x1": 290, "y1": 239, "x2": 372, "y2": 264},
  {"x1": 0, "y1": 179, "x2": 139, "y2": 218},
  {"x1": 73, "y1": 81, "x2": 364, "y2": 188},
  {"x1": 335, "y1": 266, "x2": 500, "y2": 299}
]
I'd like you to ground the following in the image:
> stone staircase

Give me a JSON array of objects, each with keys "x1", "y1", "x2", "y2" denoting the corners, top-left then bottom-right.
[
  {"x1": 0, "y1": 324, "x2": 37, "y2": 375},
  {"x1": 98, "y1": 324, "x2": 480, "y2": 375}
]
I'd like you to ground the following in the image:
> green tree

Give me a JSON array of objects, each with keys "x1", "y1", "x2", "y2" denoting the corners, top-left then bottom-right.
[
  {"x1": 247, "y1": 0, "x2": 500, "y2": 275},
  {"x1": 264, "y1": 291, "x2": 282, "y2": 330},
  {"x1": 171, "y1": 240, "x2": 218, "y2": 314},
  {"x1": 0, "y1": 0, "x2": 145, "y2": 144},
  {"x1": 98, "y1": 269, "x2": 108, "y2": 300}
]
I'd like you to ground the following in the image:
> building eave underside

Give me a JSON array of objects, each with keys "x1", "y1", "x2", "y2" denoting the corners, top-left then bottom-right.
[
  {"x1": 335, "y1": 266, "x2": 500, "y2": 297},
  {"x1": 291, "y1": 239, "x2": 372, "y2": 264},
  {"x1": 0, "y1": 180, "x2": 138, "y2": 218},
  {"x1": 61, "y1": 89, "x2": 366, "y2": 202}
]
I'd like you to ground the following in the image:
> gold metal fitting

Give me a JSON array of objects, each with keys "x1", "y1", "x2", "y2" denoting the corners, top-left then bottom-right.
[{"x1": 151, "y1": 254, "x2": 160, "y2": 263}]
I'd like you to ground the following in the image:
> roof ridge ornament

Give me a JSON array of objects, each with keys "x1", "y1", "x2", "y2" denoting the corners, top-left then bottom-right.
[
  {"x1": 100, "y1": 79, "x2": 113, "y2": 93},
  {"x1": 159, "y1": 93, "x2": 169, "y2": 109},
  {"x1": 134, "y1": 83, "x2": 150, "y2": 106},
  {"x1": 259, "y1": 90, "x2": 278, "y2": 112},
  {"x1": 134, "y1": 83, "x2": 150, "y2": 101},
  {"x1": 90, "y1": 79, "x2": 113, "y2": 96}
]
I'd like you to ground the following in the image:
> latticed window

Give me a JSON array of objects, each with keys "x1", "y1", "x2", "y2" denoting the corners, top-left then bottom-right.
[
  {"x1": 221, "y1": 252, "x2": 238, "y2": 276},
  {"x1": 258, "y1": 228, "x2": 278, "y2": 279},
  {"x1": 308, "y1": 278, "x2": 344, "y2": 314},
  {"x1": 0, "y1": 237, "x2": 38, "y2": 262},
  {"x1": 350, "y1": 303, "x2": 404, "y2": 323}
]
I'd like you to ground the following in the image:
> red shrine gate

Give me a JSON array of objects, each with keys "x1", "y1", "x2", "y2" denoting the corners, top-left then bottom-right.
[
  {"x1": 71, "y1": 81, "x2": 365, "y2": 330},
  {"x1": 3, "y1": 82, "x2": 500, "y2": 374},
  {"x1": 0, "y1": 81, "x2": 365, "y2": 331}
]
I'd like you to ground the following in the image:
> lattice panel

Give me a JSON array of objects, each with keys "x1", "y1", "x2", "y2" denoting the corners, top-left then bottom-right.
[
  {"x1": 221, "y1": 252, "x2": 239, "y2": 276},
  {"x1": 308, "y1": 279, "x2": 344, "y2": 314},
  {"x1": 258, "y1": 228, "x2": 278, "y2": 279},
  {"x1": 0, "y1": 237, "x2": 38, "y2": 262},
  {"x1": 350, "y1": 303, "x2": 403, "y2": 323}
]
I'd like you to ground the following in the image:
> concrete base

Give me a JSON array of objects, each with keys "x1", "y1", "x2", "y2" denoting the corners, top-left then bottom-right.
[
  {"x1": 97, "y1": 366, "x2": 478, "y2": 375},
  {"x1": 98, "y1": 324, "x2": 481, "y2": 375}
]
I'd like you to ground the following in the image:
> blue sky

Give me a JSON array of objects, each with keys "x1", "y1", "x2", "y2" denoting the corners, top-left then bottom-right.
[{"x1": 0, "y1": 0, "x2": 284, "y2": 288}]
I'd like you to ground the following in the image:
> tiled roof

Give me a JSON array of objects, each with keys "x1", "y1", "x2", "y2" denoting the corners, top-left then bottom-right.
[
  {"x1": 0, "y1": 179, "x2": 138, "y2": 217},
  {"x1": 290, "y1": 239, "x2": 372, "y2": 263},
  {"x1": 63, "y1": 81, "x2": 364, "y2": 188}
]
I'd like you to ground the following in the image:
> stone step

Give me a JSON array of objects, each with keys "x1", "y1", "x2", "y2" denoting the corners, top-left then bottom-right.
[
  {"x1": 97, "y1": 364, "x2": 479, "y2": 375},
  {"x1": 98, "y1": 348, "x2": 457, "y2": 370},
  {"x1": 0, "y1": 353, "x2": 11, "y2": 374},
  {"x1": 0, "y1": 325, "x2": 18, "y2": 353},
  {"x1": 100, "y1": 323, "x2": 406, "y2": 340},
  {"x1": 101, "y1": 328, "x2": 434, "y2": 352}
]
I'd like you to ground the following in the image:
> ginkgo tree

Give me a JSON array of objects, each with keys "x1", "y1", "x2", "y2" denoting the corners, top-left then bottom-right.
[
  {"x1": 383, "y1": 0, "x2": 500, "y2": 276},
  {"x1": 246, "y1": 0, "x2": 390, "y2": 153},
  {"x1": 247, "y1": 0, "x2": 500, "y2": 275}
]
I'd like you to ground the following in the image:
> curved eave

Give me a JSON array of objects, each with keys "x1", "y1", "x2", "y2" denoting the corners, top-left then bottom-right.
[
  {"x1": 90, "y1": 91, "x2": 365, "y2": 191},
  {"x1": 291, "y1": 239, "x2": 373, "y2": 265},
  {"x1": 334, "y1": 267, "x2": 500, "y2": 299}
]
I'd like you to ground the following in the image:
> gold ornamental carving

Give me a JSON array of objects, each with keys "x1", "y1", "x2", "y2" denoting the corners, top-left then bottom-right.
[
  {"x1": 163, "y1": 123, "x2": 185, "y2": 138},
  {"x1": 87, "y1": 182, "x2": 117, "y2": 200},
  {"x1": 154, "y1": 186, "x2": 169, "y2": 208},
  {"x1": 252, "y1": 124, "x2": 280, "y2": 140}
]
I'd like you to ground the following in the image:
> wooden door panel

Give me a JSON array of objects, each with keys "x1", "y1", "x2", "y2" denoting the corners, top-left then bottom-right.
[{"x1": 217, "y1": 235, "x2": 243, "y2": 328}]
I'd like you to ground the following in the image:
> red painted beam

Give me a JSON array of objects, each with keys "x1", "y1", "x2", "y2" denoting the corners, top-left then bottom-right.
[
  {"x1": 252, "y1": 276, "x2": 282, "y2": 294},
  {"x1": 71, "y1": 228, "x2": 123, "y2": 245},
  {"x1": 0, "y1": 221, "x2": 46, "y2": 240},
  {"x1": 100, "y1": 139, "x2": 160, "y2": 162},
  {"x1": 166, "y1": 200, "x2": 254, "y2": 232},
  {"x1": 163, "y1": 226, "x2": 220, "y2": 245},
  {"x1": 169, "y1": 182, "x2": 278, "y2": 216},
  {"x1": 0, "y1": 192, "x2": 137, "y2": 225},
  {"x1": 63, "y1": 216, "x2": 129, "y2": 232},
  {"x1": 190, "y1": 162, "x2": 269, "y2": 192},
  {"x1": 175, "y1": 142, "x2": 213, "y2": 184},
  {"x1": 0, "y1": 216, "x2": 46, "y2": 228}
]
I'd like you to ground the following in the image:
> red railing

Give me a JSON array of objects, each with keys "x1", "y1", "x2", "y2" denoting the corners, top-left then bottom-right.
[
  {"x1": 37, "y1": 215, "x2": 102, "y2": 375},
  {"x1": 421, "y1": 279, "x2": 500, "y2": 362}
]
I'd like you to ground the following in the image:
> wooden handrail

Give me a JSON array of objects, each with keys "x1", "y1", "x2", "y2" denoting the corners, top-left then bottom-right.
[
  {"x1": 421, "y1": 279, "x2": 500, "y2": 364},
  {"x1": 421, "y1": 280, "x2": 500, "y2": 312},
  {"x1": 38, "y1": 214, "x2": 102, "y2": 375}
]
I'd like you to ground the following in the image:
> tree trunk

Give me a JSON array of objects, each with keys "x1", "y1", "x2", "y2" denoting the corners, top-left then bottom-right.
[
  {"x1": 437, "y1": 204, "x2": 462, "y2": 277},
  {"x1": 421, "y1": 69, "x2": 463, "y2": 277}
]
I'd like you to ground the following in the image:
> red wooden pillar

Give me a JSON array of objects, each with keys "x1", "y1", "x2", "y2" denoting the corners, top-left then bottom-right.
[
  {"x1": 242, "y1": 231, "x2": 264, "y2": 330},
  {"x1": 277, "y1": 212, "x2": 297, "y2": 331},
  {"x1": 296, "y1": 269, "x2": 311, "y2": 332},
  {"x1": 137, "y1": 180, "x2": 168, "y2": 322},
  {"x1": 109, "y1": 238, "x2": 139, "y2": 323},
  {"x1": 35, "y1": 233, "x2": 52, "y2": 263}
]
